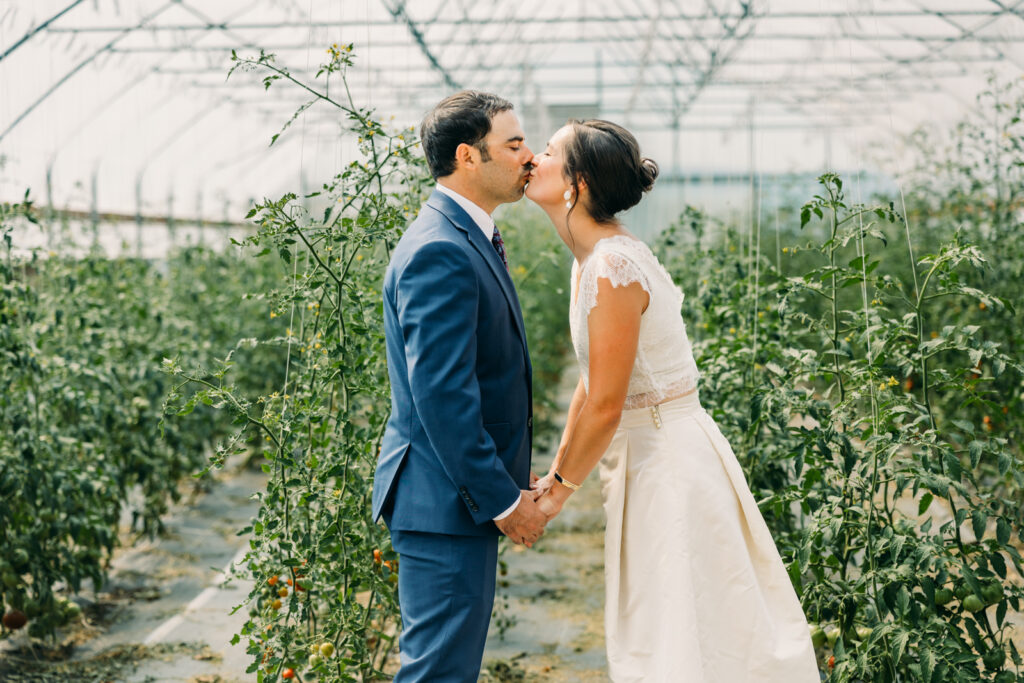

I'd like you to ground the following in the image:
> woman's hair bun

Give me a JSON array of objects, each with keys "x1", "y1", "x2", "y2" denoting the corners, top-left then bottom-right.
[
  {"x1": 562, "y1": 119, "x2": 659, "y2": 222},
  {"x1": 639, "y1": 157, "x2": 659, "y2": 192}
]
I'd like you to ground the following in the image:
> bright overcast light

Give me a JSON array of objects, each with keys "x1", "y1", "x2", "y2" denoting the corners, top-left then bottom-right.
[{"x1": 2, "y1": 0, "x2": 1023, "y2": 231}]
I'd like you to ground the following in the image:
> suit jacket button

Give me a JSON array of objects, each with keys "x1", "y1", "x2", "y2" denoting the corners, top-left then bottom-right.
[{"x1": 527, "y1": 416, "x2": 533, "y2": 428}]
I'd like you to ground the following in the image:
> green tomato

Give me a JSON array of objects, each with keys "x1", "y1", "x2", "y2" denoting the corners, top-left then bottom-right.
[
  {"x1": 981, "y1": 582, "x2": 1004, "y2": 606},
  {"x1": 825, "y1": 627, "x2": 841, "y2": 648},
  {"x1": 934, "y1": 588, "x2": 954, "y2": 606},
  {"x1": 309, "y1": 644, "x2": 320, "y2": 656},
  {"x1": 962, "y1": 595, "x2": 985, "y2": 612},
  {"x1": 982, "y1": 648, "x2": 1006, "y2": 670},
  {"x1": 24, "y1": 599, "x2": 41, "y2": 618},
  {"x1": 319, "y1": 642, "x2": 335, "y2": 658},
  {"x1": 809, "y1": 624, "x2": 826, "y2": 649},
  {"x1": 308, "y1": 654, "x2": 322, "y2": 668},
  {"x1": 11, "y1": 549, "x2": 29, "y2": 571},
  {"x1": 1, "y1": 571, "x2": 19, "y2": 589},
  {"x1": 854, "y1": 626, "x2": 873, "y2": 642}
]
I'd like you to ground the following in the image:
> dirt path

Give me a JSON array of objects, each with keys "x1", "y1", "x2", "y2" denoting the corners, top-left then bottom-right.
[
  {"x1": 1, "y1": 458, "x2": 264, "y2": 682},
  {"x1": 480, "y1": 379, "x2": 610, "y2": 682}
]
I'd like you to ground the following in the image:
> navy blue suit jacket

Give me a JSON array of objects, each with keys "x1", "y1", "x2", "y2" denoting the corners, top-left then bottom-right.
[{"x1": 372, "y1": 189, "x2": 533, "y2": 536}]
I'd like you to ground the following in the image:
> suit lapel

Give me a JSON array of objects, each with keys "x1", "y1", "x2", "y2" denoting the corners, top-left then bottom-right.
[{"x1": 424, "y1": 191, "x2": 529, "y2": 354}]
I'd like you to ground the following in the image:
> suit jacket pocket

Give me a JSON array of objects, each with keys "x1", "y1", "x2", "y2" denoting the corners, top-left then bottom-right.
[{"x1": 483, "y1": 421, "x2": 512, "y2": 451}]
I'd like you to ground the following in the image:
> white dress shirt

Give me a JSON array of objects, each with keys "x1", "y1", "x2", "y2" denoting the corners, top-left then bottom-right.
[{"x1": 434, "y1": 183, "x2": 521, "y2": 522}]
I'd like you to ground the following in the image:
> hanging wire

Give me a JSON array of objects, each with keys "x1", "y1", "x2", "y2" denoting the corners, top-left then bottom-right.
[{"x1": 280, "y1": 0, "x2": 318, "y2": 427}]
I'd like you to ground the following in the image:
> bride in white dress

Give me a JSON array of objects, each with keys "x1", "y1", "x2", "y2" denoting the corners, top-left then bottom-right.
[{"x1": 524, "y1": 119, "x2": 820, "y2": 682}]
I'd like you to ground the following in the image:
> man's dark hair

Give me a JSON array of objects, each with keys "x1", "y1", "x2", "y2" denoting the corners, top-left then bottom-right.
[{"x1": 420, "y1": 91, "x2": 514, "y2": 179}]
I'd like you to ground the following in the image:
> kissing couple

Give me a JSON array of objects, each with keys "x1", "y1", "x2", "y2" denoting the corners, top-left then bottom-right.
[{"x1": 372, "y1": 91, "x2": 821, "y2": 682}]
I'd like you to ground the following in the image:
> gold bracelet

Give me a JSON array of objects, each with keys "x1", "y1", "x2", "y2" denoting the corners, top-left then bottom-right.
[{"x1": 553, "y1": 471, "x2": 582, "y2": 492}]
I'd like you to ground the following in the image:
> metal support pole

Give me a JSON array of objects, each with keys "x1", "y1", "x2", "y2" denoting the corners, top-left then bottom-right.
[
  {"x1": 90, "y1": 168, "x2": 99, "y2": 233},
  {"x1": 135, "y1": 173, "x2": 144, "y2": 258},
  {"x1": 196, "y1": 187, "x2": 204, "y2": 246}
]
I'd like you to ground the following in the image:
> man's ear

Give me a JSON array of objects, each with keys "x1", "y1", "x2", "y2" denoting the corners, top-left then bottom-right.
[{"x1": 454, "y1": 142, "x2": 477, "y2": 170}]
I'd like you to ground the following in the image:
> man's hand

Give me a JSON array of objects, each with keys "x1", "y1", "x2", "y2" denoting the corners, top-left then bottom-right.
[{"x1": 494, "y1": 490, "x2": 547, "y2": 547}]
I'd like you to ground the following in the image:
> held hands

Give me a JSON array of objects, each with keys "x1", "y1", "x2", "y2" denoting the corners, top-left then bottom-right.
[
  {"x1": 495, "y1": 471, "x2": 574, "y2": 546},
  {"x1": 535, "y1": 490, "x2": 564, "y2": 520},
  {"x1": 530, "y1": 470, "x2": 571, "y2": 522},
  {"x1": 494, "y1": 489, "x2": 547, "y2": 548}
]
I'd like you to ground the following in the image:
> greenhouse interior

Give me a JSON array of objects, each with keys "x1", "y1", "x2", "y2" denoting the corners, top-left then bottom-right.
[{"x1": 2, "y1": 1, "x2": 1024, "y2": 681}]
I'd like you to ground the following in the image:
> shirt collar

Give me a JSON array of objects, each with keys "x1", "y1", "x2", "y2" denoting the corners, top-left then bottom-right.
[{"x1": 435, "y1": 183, "x2": 494, "y2": 241}]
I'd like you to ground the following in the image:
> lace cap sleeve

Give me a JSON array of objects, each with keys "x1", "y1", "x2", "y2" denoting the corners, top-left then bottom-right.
[{"x1": 577, "y1": 248, "x2": 651, "y2": 317}]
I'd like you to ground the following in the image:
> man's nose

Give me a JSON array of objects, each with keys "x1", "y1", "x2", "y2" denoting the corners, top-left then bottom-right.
[{"x1": 523, "y1": 148, "x2": 534, "y2": 166}]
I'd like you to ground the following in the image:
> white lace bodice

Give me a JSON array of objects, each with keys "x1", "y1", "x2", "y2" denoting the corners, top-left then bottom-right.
[{"x1": 569, "y1": 234, "x2": 700, "y2": 410}]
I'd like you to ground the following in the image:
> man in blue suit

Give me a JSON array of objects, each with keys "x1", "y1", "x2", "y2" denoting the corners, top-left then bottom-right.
[{"x1": 372, "y1": 91, "x2": 548, "y2": 681}]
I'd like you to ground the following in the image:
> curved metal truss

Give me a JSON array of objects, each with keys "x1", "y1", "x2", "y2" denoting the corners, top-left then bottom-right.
[{"x1": 1, "y1": 0, "x2": 1022, "y2": 217}]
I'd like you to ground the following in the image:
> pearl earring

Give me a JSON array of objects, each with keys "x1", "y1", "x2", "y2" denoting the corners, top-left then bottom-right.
[{"x1": 563, "y1": 189, "x2": 572, "y2": 209}]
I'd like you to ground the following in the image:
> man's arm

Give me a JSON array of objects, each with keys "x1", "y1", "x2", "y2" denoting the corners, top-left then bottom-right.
[{"x1": 396, "y1": 239, "x2": 526, "y2": 524}]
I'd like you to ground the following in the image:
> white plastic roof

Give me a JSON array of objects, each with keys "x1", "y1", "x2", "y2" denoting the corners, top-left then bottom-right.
[{"x1": 1, "y1": 0, "x2": 1022, "y2": 223}]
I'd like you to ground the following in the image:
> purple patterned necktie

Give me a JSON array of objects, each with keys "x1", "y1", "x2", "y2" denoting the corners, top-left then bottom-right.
[{"x1": 491, "y1": 224, "x2": 509, "y2": 271}]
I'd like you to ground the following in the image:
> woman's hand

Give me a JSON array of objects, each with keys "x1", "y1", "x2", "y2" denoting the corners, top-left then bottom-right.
[
  {"x1": 531, "y1": 471, "x2": 556, "y2": 497},
  {"x1": 536, "y1": 489, "x2": 566, "y2": 521}
]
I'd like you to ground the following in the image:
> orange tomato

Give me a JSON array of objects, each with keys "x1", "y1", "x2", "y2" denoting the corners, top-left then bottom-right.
[
  {"x1": 282, "y1": 668, "x2": 296, "y2": 679},
  {"x1": 268, "y1": 575, "x2": 279, "y2": 586}
]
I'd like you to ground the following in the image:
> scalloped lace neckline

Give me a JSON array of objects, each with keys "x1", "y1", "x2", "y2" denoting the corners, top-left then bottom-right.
[
  {"x1": 573, "y1": 234, "x2": 648, "y2": 308},
  {"x1": 578, "y1": 234, "x2": 646, "y2": 269}
]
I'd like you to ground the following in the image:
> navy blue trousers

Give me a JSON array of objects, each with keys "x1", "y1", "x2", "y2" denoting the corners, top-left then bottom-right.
[{"x1": 389, "y1": 529, "x2": 499, "y2": 682}]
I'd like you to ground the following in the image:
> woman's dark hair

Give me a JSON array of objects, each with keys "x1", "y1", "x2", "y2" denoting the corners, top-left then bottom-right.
[
  {"x1": 420, "y1": 91, "x2": 514, "y2": 179},
  {"x1": 563, "y1": 119, "x2": 659, "y2": 223}
]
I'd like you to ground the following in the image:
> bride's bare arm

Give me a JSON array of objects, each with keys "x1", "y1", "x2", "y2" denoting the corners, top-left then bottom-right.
[
  {"x1": 532, "y1": 376, "x2": 587, "y2": 495},
  {"x1": 551, "y1": 377, "x2": 586, "y2": 473},
  {"x1": 537, "y1": 276, "x2": 647, "y2": 517}
]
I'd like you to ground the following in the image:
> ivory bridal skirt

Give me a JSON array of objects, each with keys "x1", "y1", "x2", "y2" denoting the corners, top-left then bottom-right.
[{"x1": 598, "y1": 391, "x2": 820, "y2": 682}]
